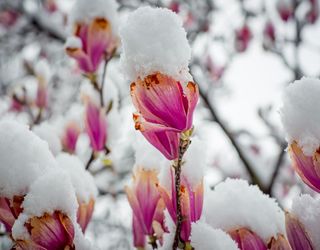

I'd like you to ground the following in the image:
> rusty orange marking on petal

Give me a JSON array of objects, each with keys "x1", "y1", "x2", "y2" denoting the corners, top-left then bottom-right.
[
  {"x1": 130, "y1": 82, "x2": 136, "y2": 93},
  {"x1": 180, "y1": 185, "x2": 186, "y2": 193},
  {"x1": 94, "y1": 18, "x2": 110, "y2": 30},
  {"x1": 187, "y1": 81, "x2": 197, "y2": 92}
]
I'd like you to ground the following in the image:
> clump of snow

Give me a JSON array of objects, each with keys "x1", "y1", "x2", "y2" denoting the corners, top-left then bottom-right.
[
  {"x1": 21, "y1": 168, "x2": 78, "y2": 218},
  {"x1": 65, "y1": 36, "x2": 82, "y2": 49},
  {"x1": 281, "y1": 77, "x2": 320, "y2": 156},
  {"x1": 204, "y1": 178, "x2": 284, "y2": 242},
  {"x1": 11, "y1": 214, "x2": 30, "y2": 241},
  {"x1": 182, "y1": 137, "x2": 206, "y2": 186},
  {"x1": 34, "y1": 59, "x2": 51, "y2": 83},
  {"x1": 120, "y1": 6, "x2": 191, "y2": 83},
  {"x1": 33, "y1": 122, "x2": 62, "y2": 156},
  {"x1": 56, "y1": 153, "x2": 97, "y2": 203},
  {"x1": 69, "y1": 0, "x2": 119, "y2": 35},
  {"x1": 133, "y1": 133, "x2": 166, "y2": 171},
  {"x1": 291, "y1": 194, "x2": 320, "y2": 249},
  {"x1": 74, "y1": 223, "x2": 100, "y2": 250},
  {"x1": 0, "y1": 120, "x2": 56, "y2": 198},
  {"x1": 191, "y1": 221, "x2": 240, "y2": 250}
]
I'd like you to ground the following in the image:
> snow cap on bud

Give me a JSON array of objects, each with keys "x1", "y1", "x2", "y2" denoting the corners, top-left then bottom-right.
[{"x1": 281, "y1": 77, "x2": 320, "y2": 192}]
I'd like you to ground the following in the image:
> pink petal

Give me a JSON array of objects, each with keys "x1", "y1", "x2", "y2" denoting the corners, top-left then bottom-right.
[
  {"x1": 77, "y1": 198, "x2": 95, "y2": 233},
  {"x1": 229, "y1": 228, "x2": 267, "y2": 250},
  {"x1": 268, "y1": 234, "x2": 292, "y2": 250},
  {"x1": 133, "y1": 215, "x2": 146, "y2": 248}
]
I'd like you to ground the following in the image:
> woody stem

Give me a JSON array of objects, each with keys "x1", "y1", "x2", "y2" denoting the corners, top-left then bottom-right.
[{"x1": 172, "y1": 134, "x2": 191, "y2": 250}]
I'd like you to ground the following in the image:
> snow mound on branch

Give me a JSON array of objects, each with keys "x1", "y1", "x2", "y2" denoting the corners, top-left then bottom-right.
[
  {"x1": 21, "y1": 168, "x2": 78, "y2": 218},
  {"x1": 56, "y1": 153, "x2": 97, "y2": 203},
  {"x1": 191, "y1": 221, "x2": 240, "y2": 250},
  {"x1": 120, "y1": 6, "x2": 191, "y2": 83},
  {"x1": 33, "y1": 122, "x2": 62, "y2": 156},
  {"x1": 70, "y1": 0, "x2": 119, "y2": 34},
  {"x1": 204, "y1": 178, "x2": 284, "y2": 242},
  {"x1": 281, "y1": 77, "x2": 320, "y2": 156},
  {"x1": 291, "y1": 194, "x2": 320, "y2": 249},
  {"x1": 0, "y1": 120, "x2": 56, "y2": 198}
]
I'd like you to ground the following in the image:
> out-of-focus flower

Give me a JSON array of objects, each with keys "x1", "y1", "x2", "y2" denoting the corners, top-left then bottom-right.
[
  {"x1": 268, "y1": 234, "x2": 291, "y2": 250},
  {"x1": 235, "y1": 24, "x2": 252, "y2": 52},
  {"x1": 277, "y1": 0, "x2": 294, "y2": 22},
  {"x1": 44, "y1": 0, "x2": 58, "y2": 13},
  {"x1": 84, "y1": 100, "x2": 107, "y2": 152},
  {"x1": 125, "y1": 168, "x2": 165, "y2": 248},
  {"x1": 62, "y1": 122, "x2": 81, "y2": 153},
  {"x1": 35, "y1": 82, "x2": 48, "y2": 109},
  {"x1": 205, "y1": 56, "x2": 225, "y2": 82},
  {"x1": 306, "y1": 0, "x2": 319, "y2": 24},
  {"x1": 12, "y1": 211, "x2": 75, "y2": 250},
  {"x1": 0, "y1": 10, "x2": 19, "y2": 28},
  {"x1": 285, "y1": 212, "x2": 313, "y2": 250},
  {"x1": 288, "y1": 142, "x2": 320, "y2": 193},
  {"x1": 228, "y1": 228, "x2": 267, "y2": 250},
  {"x1": 263, "y1": 21, "x2": 276, "y2": 49},
  {"x1": 131, "y1": 73, "x2": 199, "y2": 160},
  {"x1": 77, "y1": 197, "x2": 94, "y2": 233},
  {"x1": 65, "y1": 17, "x2": 117, "y2": 75},
  {"x1": 157, "y1": 168, "x2": 203, "y2": 242},
  {"x1": 0, "y1": 196, "x2": 24, "y2": 233}
]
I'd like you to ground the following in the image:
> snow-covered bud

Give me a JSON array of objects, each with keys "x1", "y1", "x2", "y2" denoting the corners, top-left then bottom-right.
[
  {"x1": 235, "y1": 24, "x2": 252, "y2": 52},
  {"x1": 44, "y1": 0, "x2": 58, "y2": 13},
  {"x1": 62, "y1": 122, "x2": 81, "y2": 153},
  {"x1": 268, "y1": 234, "x2": 291, "y2": 250},
  {"x1": 125, "y1": 167, "x2": 164, "y2": 248},
  {"x1": 84, "y1": 100, "x2": 107, "y2": 152},
  {"x1": 120, "y1": 7, "x2": 198, "y2": 160},
  {"x1": 65, "y1": 0, "x2": 118, "y2": 74},
  {"x1": 281, "y1": 77, "x2": 320, "y2": 192},
  {"x1": 13, "y1": 211, "x2": 75, "y2": 249},
  {"x1": 285, "y1": 212, "x2": 313, "y2": 250},
  {"x1": 306, "y1": 0, "x2": 319, "y2": 24},
  {"x1": 228, "y1": 228, "x2": 267, "y2": 250},
  {"x1": 35, "y1": 82, "x2": 48, "y2": 109},
  {"x1": 34, "y1": 59, "x2": 51, "y2": 109},
  {"x1": 263, "y1": 21, "x2": 276, "y2": 49},
  {"x1": 277, "y1": 0, "x2": 294, "y2": 22}
]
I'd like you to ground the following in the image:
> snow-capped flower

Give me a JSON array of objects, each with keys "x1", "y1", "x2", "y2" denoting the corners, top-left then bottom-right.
[
  {"x1": 12, "y1": 211, "x2": 75, "y2": 250},
  {"x1": 157, "y1": 167, "x2": 204, "y2": 242},
  {"x1": 0, "y1": 196, "x2": 23, "y2": 233},
  {"x1": 62, "y1": 122, "x2": 81, "y2": 153},
  {"x1": 84, "y1": 100, "x2": 107, "y2": 152},
  {"x1": 125, "y1": 167, "x2": 165, "y2": 248},
  {"x1": 288, "y1": 142, "x2": 320, "y2": 192},
  {"x1": 235, "y1": 24, "x2": 252, "y2": 52},
  {"x1": 306, "y1": 0, "x2": 319, "y2": 24},
  {"x1": 285, "y1": 212, "x2": 313, "y2": 250},
  {"x1": 277, "y1": 0, "x2": 294, "y2": 22},
  {"x1": 228, "y1": 228, "x2": 267, "y2": 250},
  {"x1": 263, "y1": 21, "x2": 276, "y2": 49},
  {"x1": 65, "y1": 0, "x2": 118, "y2": 75},
  {"x1": 131, "y1": 73, "x2": 198, "y2": 160}
]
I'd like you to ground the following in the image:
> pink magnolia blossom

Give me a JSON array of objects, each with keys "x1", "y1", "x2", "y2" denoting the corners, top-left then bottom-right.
[
  {"x1": 285, "y1": 212, "x2": 313, "y2": 250},
  {"x1": 277, "y1": 1, "x2": 294, "y2": 22},
  {"x1": 228, "y1": 228, "x2": 267, "y2": 250},
  {"x1": 125, "y1": 168, "x2": 165, "y2": 248},
  {"x1": 77, "y1": 197, "x2": 95, "y2": 233},
  {"x1": 288, "y1": 142, "x2": 320, "y2": 193},
  {"x1": 12, "y1": 211, "x2": 75, "y2": 250},
  {"x1": 131, "y1": 73, "x2": 199, "y2": 160},
  {"x1": 85, "y1": 101, "x2": 107, "y2": 152},
  {"x1": 61, "y1": 122, "x2": 81, "y2": 153},
  {"x1": 157, "y1": 168, "x2": 203, "y2": 242},
  {"x1": 66, "y1": 18, "x2": 117, "y2": 75},
  {"x1": 0, "y1": 196, "x2": 24, "y2": 233},
  {"x1": 235, "y1": 24, "x2": 252, "y2": 52},
  {"x1": 35, "y1": 83, "x2": 48, "y2": 109},
  {"x1": 306, "y1": 0, "x2": 319, "y2": 24},
  {"x1": 263, "y1": 21, "x2": 276, "y2": 48}
]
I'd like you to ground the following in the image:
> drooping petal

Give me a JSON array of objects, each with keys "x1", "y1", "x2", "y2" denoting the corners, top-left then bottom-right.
[
  {"x1": 185, "y1": 81, "x2": 199, "y2": 129},
  {"x1": 77, "y1": 198, "x2": 95, "y2": 233},
  {"x1": 268, "y1": 234, "x2": 292, "y2": 250},
  {"x1": 131, "y1": 73, "x2": 188, "y2": 130},
  {"x1": 289, "y1": 142, "x2": 320, "y2": 192},
  {"x1": 0, "y1": 196, "x2": 24, "y2": 232},
  {"x1": 229, "y1": 228, "x2": 267, "y2": 250},
  {"x1": 285, "y1": 212, "x2": 313, "y2": 250}
]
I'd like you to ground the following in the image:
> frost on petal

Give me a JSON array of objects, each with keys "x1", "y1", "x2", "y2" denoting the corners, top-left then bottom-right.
[{"x1": 191, "y1": 221, "x2": 239, "y2": 250}]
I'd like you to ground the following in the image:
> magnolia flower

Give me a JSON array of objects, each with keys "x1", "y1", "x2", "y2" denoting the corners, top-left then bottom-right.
[
  {"x1": 12, "y1": 211, "x2": 75, "y2": 250},
  {"x1": 77, "y1": 198, "x2": 95, "y2": 233},
  {"x1": 65, "y1": 18, "x2": 117, "y2": 75},
  {"x1": 288, "y1": 142, "x2": 320, "y2": 193},
  {"x1": 263, "y1": 21, "x2": 276, "y2": 49},
  {"x1": 62, "y1": 122, "x2": 81, "y2": 153},
  {"x1": 131, "y1": 73, "x2": 199, "y2": 160},
  {"x1": 85, "y1": 100, "x2": 107, "y2": 152},
  {"x1": 285, "y1": 212, "x2": 313, "y2": 250},
  {"x1": 35, "y1": 82, "x2": 48, "y2": 109},
  {"x1": 306, "y1": 0, "x2": 319, "y2": 24},
  {"x1": 0, "y1": 196, "x2": 24, "y2": 233},
  {"x1": 277, "y1": 0, "x2": 294, "y2": 22},
  {"x1": 125, "y1": 168, "x2": 165, "y2": 248},
  {"x1": 228, "y1": 228, "x2": 267, "y2": 250},
  {"x1": 157, "y1": 168, "x2": 203, "y2": 242},
  {"x1": 235, "y1": 24, "x2": 252, "y2": 52}
]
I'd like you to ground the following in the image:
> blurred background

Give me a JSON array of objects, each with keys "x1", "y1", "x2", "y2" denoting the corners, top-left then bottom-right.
[{"x1": 0, "y1": 0, "x2": 320, "y2": 249}]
